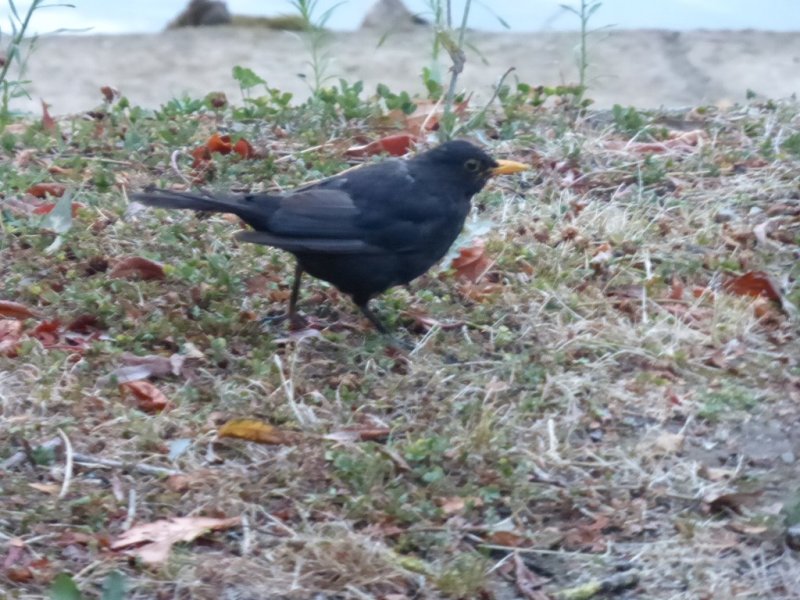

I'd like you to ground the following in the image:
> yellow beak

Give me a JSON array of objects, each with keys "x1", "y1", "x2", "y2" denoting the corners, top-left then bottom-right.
[{"x1": 490, "y1": 159, "x2": 529, "y2": 176}]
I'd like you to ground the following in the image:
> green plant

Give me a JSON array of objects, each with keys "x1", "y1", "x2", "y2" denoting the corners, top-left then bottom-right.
[
  {"x1": 287, "y1": 0, "x2": 342, "y2": 95},
  {"x1": 560, "y1": 0, "x2": 604, "y2": 107},
  {"x1": 0, "y1": 0, "x2": 74, "y2": 122}
]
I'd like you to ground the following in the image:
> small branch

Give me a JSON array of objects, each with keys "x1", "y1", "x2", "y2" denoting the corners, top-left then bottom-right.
[
  {"x1": 72, "y1": 453, "x2": 181, "y2": 477},
  {"x1": 57, "y1": 428, "x2": 73, "y2": 500}
]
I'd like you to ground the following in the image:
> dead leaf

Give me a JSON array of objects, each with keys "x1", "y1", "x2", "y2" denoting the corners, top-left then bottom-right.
[
  {"x1": 233, "y1": 138, "x2": 255, "y2": 159},
  {"x1": 0, "y1": 319, "x2": 24, "y2": 357},
  {"x1": 111, "y1": 515, "x2": 240, "y2": 565},
  {"x1": 0, "y1": 301, "x2": 39, "y2": 320},
  {"x1": 120, "y1": 381, "x2": 171, "y2": 413},
  {"x1": 485, "y1": 530, "x2": 531, "y2": 548},
  {"x1": 109, "y1": 257, "x2": 166, "y2": 281},
  {"x1": 450, "y1": 239, "x2": 492, "y2": 283},
  {"x1": 218, "y1": 419, "x2": 299, "y2": 445},
  {"x1": 653, "y1": 431, "x2": 685, "y2": 454},
  {"x1": 704, "y1": 491, "x2": 763, "y2": 515},
  {"x1": 41, "y1": 100, "x2": 57, "y2": 133},
  {"x1": 722, "y1": 271, "x2": 781, "y2": 302},
  {"x1": 27, "y1": 183, "x2": 66, "y2": 198},
  {"x1": 346, "y1": 133, "x2": 417, "y2": 157}
]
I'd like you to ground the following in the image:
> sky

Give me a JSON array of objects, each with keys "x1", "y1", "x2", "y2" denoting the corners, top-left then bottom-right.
[{"x1": 2, "y1": 0, "x2": 799, "y2": 35}]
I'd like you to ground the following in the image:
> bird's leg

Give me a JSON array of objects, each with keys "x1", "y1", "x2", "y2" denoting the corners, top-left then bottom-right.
[
  {"x1": 357, "y1": 301, "x2": 389, "y2": 334},
  {"x1": 356, "y1": 300, "x2": 412, "y2": 350},
  {"x1": 287, "y1": 263, "x2": 307, "y2": 330}
]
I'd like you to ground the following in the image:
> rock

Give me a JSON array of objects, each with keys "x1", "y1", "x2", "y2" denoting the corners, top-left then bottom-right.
[
  {"x1": 167, "y1": 0, "x2": 231, "y2": 28},
  {"x1": 360, "y1": 0, "x2": 427, "y2": 30}
]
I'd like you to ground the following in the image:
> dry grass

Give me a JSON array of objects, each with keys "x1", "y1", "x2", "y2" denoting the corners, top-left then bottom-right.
[{"x1": 1, "y1": 94, "x2": 799, "y2": 599}]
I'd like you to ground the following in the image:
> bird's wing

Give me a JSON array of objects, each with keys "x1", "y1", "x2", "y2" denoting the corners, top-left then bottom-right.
[{"x1": 238, "y1": 188, "x2": 384, "y2": 254}]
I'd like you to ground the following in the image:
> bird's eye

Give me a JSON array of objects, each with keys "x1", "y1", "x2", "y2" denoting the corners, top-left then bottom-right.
[{"x1": 464, "y1": 158, "x2": 481, "y2": 172}]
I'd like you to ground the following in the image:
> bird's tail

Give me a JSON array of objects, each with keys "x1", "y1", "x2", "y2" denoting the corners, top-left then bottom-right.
[{"x1": 130, "y1": 189, "x2": 242, "y2": 214}]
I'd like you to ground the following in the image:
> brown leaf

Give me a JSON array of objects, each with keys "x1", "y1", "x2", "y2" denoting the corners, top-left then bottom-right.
[
  {"x1": 32, "y1": 201, "x2": 84, "y2": 217},
  {"x1": 0, "y1": 319, "x2": 24, "y2": 357},
  {"x1": 111, "y1": 516, "x2": 240, "y2": 565},
  {"x1": 346, "y1": 133, "x2": 417, "y2": 157},
  {"x1": 109, "y1": 256, "x2": 166, "y2": 281},
  {"x1": 450, "y1": 239, "x2": 492, "y2": 283},
  {"x1": 218, "y1": 419, "x2": 299, "y2": 445},
  {"x1": 206, "y1": 133, "x2": 233, "y2": 154},
  {"x1": 233, "y1": 138, "x2": 255, "y2": 159},
  {"x1": 704, "y1": 491, "x2": 763, "y2": 515},
  {"x1": 0, "y1": 300, "x2": 39, "y2": 320},
  {"x1": 485, "y1": 530, "x2": 531, "y2": 548},
  {"x1": 26, "y1": 183, "x2": 66, "y2": 198},
  {"x1": 120, "y1": 380, "x2": 171, "y2": 413},
  {"x1": 722, "y1": 271, "x2": 781, "y2": 302},
  {"x1": 41, "y1": 100, "x2": 57, "y2": 133}
]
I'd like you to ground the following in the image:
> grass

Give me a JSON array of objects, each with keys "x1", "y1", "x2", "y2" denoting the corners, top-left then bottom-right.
[{"x1": 1, "y1": 77, "x2": 800, "y2": 598}]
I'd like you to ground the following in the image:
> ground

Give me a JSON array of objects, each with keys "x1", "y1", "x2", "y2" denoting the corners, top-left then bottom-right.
[{"x1": 1, "y1": 73, "x2": 800, "y2": 599}]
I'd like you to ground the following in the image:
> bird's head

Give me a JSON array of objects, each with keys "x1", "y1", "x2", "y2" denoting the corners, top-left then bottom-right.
[{"x1": 416, "y1": 140, "x2": 528, "y2": 196}]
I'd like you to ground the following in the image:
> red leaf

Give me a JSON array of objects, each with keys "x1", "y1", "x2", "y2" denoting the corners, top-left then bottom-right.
[
  {"x1": 109, "y1": 257, "x2": 166, "y2": 281},
  {"x1": 66, "y1": 314, "x2": 102, "y2": 333},
  {"x1": 27, "y1": 183, "x2": 66, "y2": 198},
  {"x1": 722, "y1": 271, "x2": 781, "y2": 302},
  {"x1": 233, "y1": 138, "x2": 254, "y2": 159},
  {"x1": 120, "y1": 380, "x2": 171, "y2": 413},
  {"x1": 346, "y1": 133, "x2": 417, "y2": 157},
  {"x1": 41, "y1": 100, "x2": 57, "y2": 133},
  {"x1": 450, "y1": 240, "x2": 493, "y2": 283},
  {"x1": 0, "y1": 300, "x2": 39, "y2": 320},
  {"x1": 32, "y1": 202, "x2": 85, "y2": 217},
  {"x1": 206, "y1": 133, "x2": 233, "y2": 155},
  {"x1": 31, "y1": 320, "x2": 61, "y2": 348},
  {"x1": 191, "y1": 145, "x2": 212, "y2": 168}
]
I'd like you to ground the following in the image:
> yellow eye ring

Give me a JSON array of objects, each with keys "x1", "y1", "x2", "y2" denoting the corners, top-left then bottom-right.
[{"x1": 464, "y1": 158, "x2": 481, "y2": 172}]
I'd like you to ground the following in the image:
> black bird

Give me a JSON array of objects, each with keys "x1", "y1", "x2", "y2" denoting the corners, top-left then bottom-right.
[{"x1": 131, "y1": 140, "x2": 527, "y2": 334}]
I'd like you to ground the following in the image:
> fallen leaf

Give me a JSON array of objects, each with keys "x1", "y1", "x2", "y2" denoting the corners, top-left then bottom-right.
[
  {"x1": 41, "y1": 99, "x2": 57, "y2": 133},
  {"x1": 206, "y1": 133, "x2": 233, "y2": 154},
  {"x1": 653, "y1": 431, "x2": 685, "y2": 454},
  {"x1": 26, "y1": 183, "x2": 65, "y2": 198},
  {"x1": 111, "y1": 515, "x2": 240, "y2": 565},
  {"x1": 704, "y1": 491, "x2": 763, "y2": 515},
  {"x1": 0, "y1": 300, "x2": 39, "y2": 320},
  {"x1": 109, "y1": 257, "x2": 166, "y2": 281},
  {"x1": 346, "y1": 133, "x2": 417, "y2": 157},
  {"x1": 30, "y1": 320, "x2": 61, "y2": 348},
  {"x1": 450, "y1": 239, "x2": 492, "y2": 283},
  {"x1": 0, "y1": 319, "x2": 24, "y2": 357},
  {"x1": 32, "y1": 202, "x2": 84, "y2": 217},
  {"x1": 233, "y1": 138, "x2": 255, "y2": 159},
  {"x1": 485, "y1": 530, "x2": 531, "y2": 548},
  {"x1": 722, "y1": 271, "x2": 781, "y2": 302},
  {"x1": 120, "y1": 381, "x2": 171, "y2": 413},
  {"x1": 218, "y1": 418, "x2": 299, "y2": 445}
]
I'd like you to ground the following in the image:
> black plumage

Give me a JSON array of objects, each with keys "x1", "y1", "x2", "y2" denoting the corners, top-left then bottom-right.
[{"x1": 131, "y1": 140, "x2": 526, "y2": 334}]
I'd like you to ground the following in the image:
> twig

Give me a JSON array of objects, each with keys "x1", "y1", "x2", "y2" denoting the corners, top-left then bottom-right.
[
  {"x1": 71, "y1": 453, "x2": 181, "y2": 477},
  {"x1": 170, "y1": 150, "x2": 193, "y2": 187},
  {"x1": 57, "y1": 428, "x2": 73, "y2": 500},
  {"x1": 122, "y1": 487, "x2": 137, "y2": 531}
]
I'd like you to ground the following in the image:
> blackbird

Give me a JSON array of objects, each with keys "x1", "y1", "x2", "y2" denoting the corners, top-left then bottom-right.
[{"x1": 131, "y1": 140, "x2": 527, "y2": 334}]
